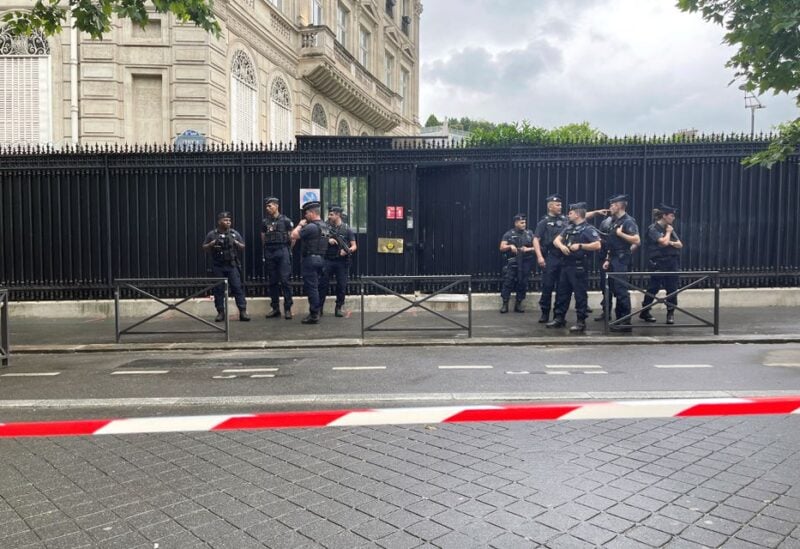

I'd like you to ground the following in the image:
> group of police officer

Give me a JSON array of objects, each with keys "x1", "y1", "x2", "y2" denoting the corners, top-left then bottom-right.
[
  {"x1": 500, "y1": 193, "x2": 683, "y2": 332},
  {"x1": 203, "y1": 198, "x2": 357, "y2": 324}
]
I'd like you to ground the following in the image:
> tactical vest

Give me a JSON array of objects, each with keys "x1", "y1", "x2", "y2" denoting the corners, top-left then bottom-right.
[
  {"x1": 325, "y1": 222, "x2": 350, "y2": 259},
  {"x1": 303, "y1": 221, "x2": 330, "y2": 256},
  {"x1": 646, "y1": 223, "x2": 680, "y2": 260},
  {"x1": 606, "y1": 214, "x2": 635, "y2": 255},
  {"x1": 262, "y1": 215, "x2": 290, "y2": 247},
  {"x1": 212, "y1": 229, "x2": 239, "y2": 264},
  {"x1": 540, "y1": 215, "x2": 566, "y2": 249},
  {"x1": 562, "y1": 223, "x2": 590, "y2": 261}
]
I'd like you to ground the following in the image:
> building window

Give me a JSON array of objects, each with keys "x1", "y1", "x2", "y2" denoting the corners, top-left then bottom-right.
[
  {"x1": 0, "y1": 27, "x2": 52, "y2": 145},
  {"x1": 336, "y1": 4, "x2": 349, "y2": 46},
  {"x1": 358, "y1": 27, "x2": 370, "y2": 68},
  {"x1": 384, "y1": 51, "x2": 394, "y2": 89},
  {"x1": 230, "y1": 50, "x2": 257, "y2": 143},
  {"x1": 311, "y1": 0, "x2": 323, "y2": 25},
  {"x1": 268, "y1": 0, "x2": 283, "y2": 11},
  {"x1": 323, "y1": 176, "x2": 368, "y2": 233},
  {"x1": 270, "y1": 77, "x2": 293, "y2": 144},
  {"x1": 337, "y1": 118, "x2": 351, "y2": 136},
  {"x1": 400, "y1": 68, "x2": 409, "y2": 116},
  {"x1": 311, "y1": 103, "x2": 328, "y2": 136}
]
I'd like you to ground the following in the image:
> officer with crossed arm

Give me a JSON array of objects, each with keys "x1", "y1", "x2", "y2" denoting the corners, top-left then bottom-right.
[
  {"x1": 499, "y1": 214, "x2": 535, "y2": 314},
  {"x1": 533, "y1": 193, "x2": 567, "y2": 323},
  {"x1": 261, "y1": 197, "x2": 294, "y2": 320}
]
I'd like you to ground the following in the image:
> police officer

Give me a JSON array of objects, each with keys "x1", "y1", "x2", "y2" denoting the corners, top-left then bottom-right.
[
  {"x1": 533, "y1": 194, "x2": 567, "y2": 323},
  {"x1": 586, "y1": 206, "x2": 614, "y2": 322},
  {"x1": 640, "y1": 204, "x2": 683, "y2": 324},
  {"x1": 260, "y1": 197, "x2": 294, "y2": 320},
  {"x1": 499, "y1": 214, "x2": 535, "y2": 313},
  {"x1": 290, "y1": 201, "x2": 328, "y2": 324},
  {"x1": 320, "y1": 205, "x2": 357, "y2": 317},
  {"x1": 202, "y1": 211, "x2": 250, "y2": 322},
  {"x1": 546, "y1": 202, "x2": 601, "y2": 332},
  {"x1": 603, "y1": 194, "x2": 640, "y2": 330}
]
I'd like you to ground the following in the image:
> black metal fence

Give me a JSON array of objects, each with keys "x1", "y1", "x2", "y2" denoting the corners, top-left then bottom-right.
[{"x1": 2, "y1": 136, "x2": 799, "y2": 300}]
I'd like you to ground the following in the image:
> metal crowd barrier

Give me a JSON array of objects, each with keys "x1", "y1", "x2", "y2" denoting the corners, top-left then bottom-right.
[
  {"x1": 114, "y1": 278, "x2": 229, "y2": 342},
  {"x1": 360, "y1": 276, "x2": 472, "y2": 338},
  {"x1": 0, "y1": 289, "x2": 9, "y2": 367},
  {"x1": 604, "y1": 271, "x2": 720, "y2": 335}
]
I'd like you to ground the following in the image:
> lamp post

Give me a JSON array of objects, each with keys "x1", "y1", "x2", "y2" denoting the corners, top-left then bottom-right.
[{"x1": 741, "y1": 87, "x2": 765, "y2": 139}]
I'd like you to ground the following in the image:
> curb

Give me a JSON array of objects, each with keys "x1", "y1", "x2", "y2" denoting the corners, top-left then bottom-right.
[
  {"x1": 1, "y1": 396, "x2": 799, "y2": 438},
  {"x1": 9, "y1": 333, "x2": 800, "y2": 354}
]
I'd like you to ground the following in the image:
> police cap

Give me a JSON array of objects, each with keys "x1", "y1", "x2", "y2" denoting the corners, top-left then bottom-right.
[
  {"x1": 217, "y1": 211, "x2": 232, "y2": 220},
  {"x1": 264, "y1": 197, "x2": 280, "y2": 205},
  {"x1": 513, "y1": 213, "x2": 527, "y2": 222},
  {"x1": 608, "y1": 194, "x2": 630, "y2": 204},
  {"x1": 568, "y1": 202, "x2": 588, "y2": 211},
  {"x1": 328, "y1": 204, "x2": 344, "y2": 214},
  {"x1": 301, "y1": 201, "x2": 320, "y2": 212},
  {"x1": 658, "y1": 203, "x2": 678, "y2": 214},
  {"x1": 544, "y1": 193, "x2": 563, "y2": 203}
]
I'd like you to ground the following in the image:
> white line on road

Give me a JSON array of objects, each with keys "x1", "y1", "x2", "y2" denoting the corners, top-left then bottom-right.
[
  {"x1": 763, "y1": 363, "x2": 800, "y2": 367},
  {"x1": 506, "y1": 371, "x2": 530, "y2": 375},
  {"x1": 250, "y1": 374, "x2": 275, "y2": 378},
  {"x1": 545, "y1": 371, "x2": 571, "y2": 375},
  {"x1": 111, "y1": 370, "x2": 168, "y2": 375},
  {"x1": 654, "y1": 364, "x2": 713, "y2": 369},
  {"x1": 0, "y1": 372, "x2": 61, "y2": 377},
  {"x1": 546, "y1": 365, "x2": 602, "y2": 369},
  {"x1": 584, "y1": 371, "x2": 609, "y2": 375},
  {"x1": 222, "y1": 368, "x2": 279, "y2": 373},
  {"x1": 332, "y1": 366, "x2": 387, "y2": 371},
  {"x1": 438, "y1": 365, "x2": 493, "y2": 370},
  {"x1": 212, "y1": 375, "x2": 237, "y2": 379}
]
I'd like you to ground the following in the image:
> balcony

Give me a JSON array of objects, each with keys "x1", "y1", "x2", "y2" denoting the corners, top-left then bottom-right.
[{"x1": 299, "y1": 26, "x2": 401, "y2": 132}]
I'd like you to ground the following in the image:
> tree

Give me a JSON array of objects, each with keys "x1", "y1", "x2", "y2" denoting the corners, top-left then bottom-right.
[
  {"x1": 466, "y1": 121, "x2": 602, "y2": 146},
  {"x1": 676, "y1": 0, "x2": 800, "y2": 167},
  {"x1": 2, "y1": 0, "x2": 221, "y2": 40},
  {"x1": 424, "y1": 114, "x2": 441, "y2": 128}
]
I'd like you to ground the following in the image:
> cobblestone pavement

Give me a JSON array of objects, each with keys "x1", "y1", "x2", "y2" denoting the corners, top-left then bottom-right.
[{"x1": 1, "y1": 416, "x2": 799, "y2": 548}]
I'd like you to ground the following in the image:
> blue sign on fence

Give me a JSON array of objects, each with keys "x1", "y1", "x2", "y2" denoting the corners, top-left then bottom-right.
[
  {"x1": 173, "y1": 130, "x2": 207, "y2": 151},
  {"x1": 300, "y1": 188, "x2": 320, "y2": 207}
]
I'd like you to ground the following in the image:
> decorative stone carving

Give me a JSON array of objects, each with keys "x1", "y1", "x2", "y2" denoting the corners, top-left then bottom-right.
[
  {"x1": 311, "y1": 103, "x2": 328, "y2": 128},
  {"x1": 0, "y1": 26, "x2": 50, "y2": 56},
  {"x1": 231, "y1": 49, "x2": 256, "y2": 88}
]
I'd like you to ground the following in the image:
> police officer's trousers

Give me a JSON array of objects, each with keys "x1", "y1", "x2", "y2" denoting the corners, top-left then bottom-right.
[
  {"x1": 554, "y1": 261, "x2": 589, "y2": 321},
  {"x1": 642, "y1": 256, "x2": 680, "y2": 312},
  {"x1": 264, "y1": 246, "x2": 293, "y2": 311},
  {"x1": 500, "y1": 256, "x2": 534, "y2": 302},
  {"x1": 301, "y1": 254, "x2": 325, "y2": 314},
  {"x1": 211, "y1": 263, "x2": 247, "y2": 312},
  {"x1": 538, "y1": 253, "x2": 563, "y2": 313},
  {"x1": 598, "y1": 267, "x2": 614, "y2": 318},
  {"x1": 320, "y1": 258, "x2": 350, "y2": 310},
  {"x1": 609, "y1": 254, "x2": 632, "y2": 321}
]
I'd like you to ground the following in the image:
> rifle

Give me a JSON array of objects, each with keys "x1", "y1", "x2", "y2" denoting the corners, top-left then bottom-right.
[{"x1": 330, "y1": 228, "x2": 352, "y2": 257}]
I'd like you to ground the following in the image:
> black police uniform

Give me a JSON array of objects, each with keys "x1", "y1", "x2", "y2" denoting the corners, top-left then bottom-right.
[
  {"x1": 596, "y1": 215, "x2": 616, "y2": 320},
  {"x1": 534, "y1": 213, "x2": 567, "y2": 317},
  {"x1": 299, "y1": 215, "x2": 329, "y2": 319},
  {"x1": 320, "y1": 221, "x2": 355, "y2": 314},
  {"x1": 642, "y1": 220, "x2": 681, "y2": 317},
  {"x1": 605, "y1": 212, "x2": 639, "y2": 323},
  {"x1": 552, "y1": 221, "x2": 600, "y2": 323},
  {"x1": 204, "y1": 227, "x2": 247, "y2": 314},
  {"x1": 261, "y1": 212, "x2": 294, "y2": 314},
  {"x1": 500, "y1": 227, "x2": 535, "y2": 306}
]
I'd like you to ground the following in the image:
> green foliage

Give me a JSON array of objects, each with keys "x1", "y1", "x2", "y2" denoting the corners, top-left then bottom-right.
[
  {"x1": 2, "y1": 0, "x2": 221, "y2": 40},
  {"x1": 465, "y1": 121, "x2": 601, "y2": 146},
  {"x1": 676, "y1": 0, "x2": 800, "y2": 167},
  {"x1": 424, "y1": 114, "x2": 441, "y2": 127}
]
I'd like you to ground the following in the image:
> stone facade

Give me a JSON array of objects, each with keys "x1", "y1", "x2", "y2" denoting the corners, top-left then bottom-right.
[{"x1": 0, "y1": 0, "x2": 421, "y2": 146}]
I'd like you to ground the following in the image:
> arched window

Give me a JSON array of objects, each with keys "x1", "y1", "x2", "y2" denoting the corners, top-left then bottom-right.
[
  {"x1": 337, "y1": 118, "x2": 351, "y2": 136},
  {"x1": 230, "y1": 50, "x2": 257, "y2": 143},
  {"x1": 311, "y1": 103, "x2": 328, "y2": 136},
  {"x1": 360, "y1": 131, "x2": 369, "y2": 136},
  {"x1": 270, "y1": 77, "x2": 292, "y2": 144},
  {"x1": 0, "y1": 26, "x2": 52, "y2": 144}
]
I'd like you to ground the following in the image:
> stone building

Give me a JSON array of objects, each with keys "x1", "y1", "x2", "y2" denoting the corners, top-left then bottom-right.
[{"x1": 0, "y1": 0, "x2": 421, "y2": 146}]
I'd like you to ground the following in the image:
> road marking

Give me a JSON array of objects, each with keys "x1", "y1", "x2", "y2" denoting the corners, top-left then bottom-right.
[
  {"x1": 1, "y1": 372, "x2": 61, "y2": 377},
  {"x1": 111, "y1": 370, "x2": 168, "y2": 375},
  {"x1": 654, "y1": 364, "x2": 713, "y2": 369},
  {"x1": 506, "y1": 371, "x2": 530, "y2": 375},
  {"x1": 546, "y1": 364, "x2": 602, "y2": 369},
  {"x1": 764, "y1": 363, "x2": 800, "y2": 367},
  {"x1": 222, "y1": 368, "x2": 279, "y2": 373},
  {"x1": 584, "y1": 371, "x2": 608, "y2": 375},
  {"x1": 545, "y1": 371, "x2": 570, "y2": 375},
  {"x1": 212, "y1": 375, "x2": 237, "y2": 379},
  {"x1": 250, "y1": 374, "x2": 275, "y2": 378},
  {"x1": 438, "y1": 365, "x2": 493, "y2": 370},
  {"x1": 332, "y1": 366, "x2": 387, "y2": 371}
]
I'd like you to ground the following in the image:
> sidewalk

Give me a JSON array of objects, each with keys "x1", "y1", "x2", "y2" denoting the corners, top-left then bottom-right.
[{"x1": 6, "y1": 305, "x2": 800, "y2": 354}]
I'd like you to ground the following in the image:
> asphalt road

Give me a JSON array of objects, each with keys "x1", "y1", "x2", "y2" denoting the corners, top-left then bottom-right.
[{"x1": 1, "y1": 344, "x2": 799, "y2": 421}]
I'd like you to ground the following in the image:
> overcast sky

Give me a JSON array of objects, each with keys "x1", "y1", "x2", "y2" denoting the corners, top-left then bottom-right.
[{"x1": 419, "y1": 0, "x2": 798, "y2": 136}]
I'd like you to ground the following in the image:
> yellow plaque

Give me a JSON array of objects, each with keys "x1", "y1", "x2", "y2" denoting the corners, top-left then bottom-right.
[{"x1": 378, "y1": 238, "x2": 404, "y2": 254}]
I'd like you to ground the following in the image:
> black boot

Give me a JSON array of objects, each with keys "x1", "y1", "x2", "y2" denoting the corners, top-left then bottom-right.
[
  {"x1": 265, "y1": 308, "x2": 281, "y2": 319},
  {"x1": 284, "y1": 309, "x2": 293, "y2": 320},
  {"x1": 666, "y1": 311, "x2": 675, "y2": 325},
  {"x1": 546, "y1": 317, "x2": 566, "y2": 328},
  {"x1": 214, "y1": 310, "x2": 225, "y2": 322},
  {"x1": 239, "y1": 310, "x2": 250, "y2": 321},
  {"x1": 569, "y1": 320, "x2": 586, "y2": 333},
  {"x1": 538, "y1": 310, "x2": 549, "y2": 323},
  {"x1": 335, "y1": 305, "x2": 344, "y2": 317},
  {"x1": 514, "y1": 300, "x2": 525, "y2": 313},
  {"x1": 500, "y1": 301, "x2": 509, "y2": 314},
  {"x1": 639, "y1": 311, "x2": 656, "y2": 323},
  {"x1": 301, "y1": 313, "x2": 320, "y2": 324}
]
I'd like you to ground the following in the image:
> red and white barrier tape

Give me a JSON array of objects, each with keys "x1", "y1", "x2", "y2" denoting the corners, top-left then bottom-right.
[{"x1": 1, "y1": 396, "x2": 799, "y2": 438}]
